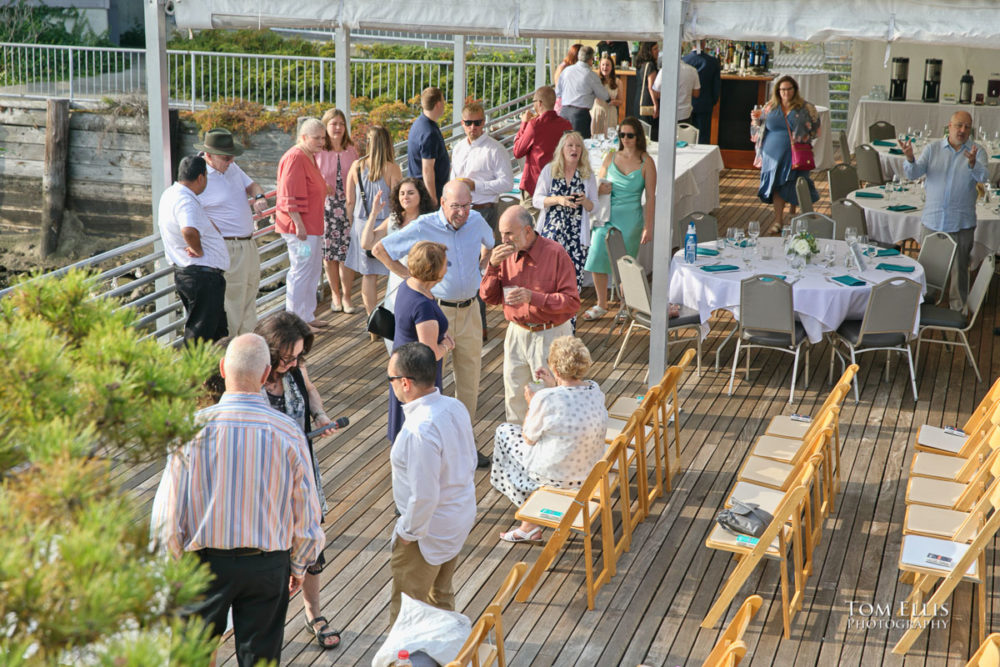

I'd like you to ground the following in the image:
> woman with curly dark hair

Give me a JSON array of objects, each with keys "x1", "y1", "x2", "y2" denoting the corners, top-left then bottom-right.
[{"x1": 253, "y1": 312, "x2": 340, "y2": 651}]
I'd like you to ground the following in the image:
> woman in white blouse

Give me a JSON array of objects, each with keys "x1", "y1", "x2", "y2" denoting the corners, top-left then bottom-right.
[
  {"x1": 491, "y1": 335, "x2": 608, "y2": 543},
  {"x1": 532, "y1": 131, "x2": 599, "y2": 294}
]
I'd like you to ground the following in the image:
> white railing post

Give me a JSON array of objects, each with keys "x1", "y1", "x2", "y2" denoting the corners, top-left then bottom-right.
[
  {"x1": 189, "y1": 51, "x2": 195, "y2": 111},
  {"x1": 534, "y1": 39, "x2": 546, "y2": 89},
  {"x1": 68, "y1": 46, "x2": 74, "y2": 101},
  {"x1": 453, "y1": 35, "x2": 466, "y2": 125},
  {"x1": 335, "y1": 28, "x2": 351, "y2": 127}
]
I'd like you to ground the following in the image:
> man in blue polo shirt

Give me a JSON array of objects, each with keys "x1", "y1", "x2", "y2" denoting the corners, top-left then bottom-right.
[
  {"x1": 373, "y1": 180, "x2": 495, "y2": 468},
  {"x1": 407, "y1": 87, "x2": 451, "y2": 207}
]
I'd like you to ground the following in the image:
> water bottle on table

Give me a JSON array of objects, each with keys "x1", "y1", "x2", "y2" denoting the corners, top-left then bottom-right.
[{"x1": 684, "y1": 222, "x2": 698, "y2": 264}]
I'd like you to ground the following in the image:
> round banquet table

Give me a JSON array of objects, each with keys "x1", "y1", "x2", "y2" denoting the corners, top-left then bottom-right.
[
  {"x1": 869, "y1": 140, "x2": 1000, "y2": 184},
  {"x1": 847, "y1": 184, "x2": 1000, "y2": 268},
  {"x1": 669, "y1": 237, "x2": 926, "y2": 344}
]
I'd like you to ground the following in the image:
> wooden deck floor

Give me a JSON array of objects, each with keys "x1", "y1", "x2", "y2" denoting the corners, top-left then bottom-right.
[{"x1": 134, "y1": 168, "x2": 1000, "y2": 666}]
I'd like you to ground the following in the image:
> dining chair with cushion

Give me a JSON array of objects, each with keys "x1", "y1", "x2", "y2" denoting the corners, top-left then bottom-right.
[
  {"x1": 828, "y1": 164, "x2": 860, "y2": 202},
  {"x1": 855, "y1": 144, "x2": 885, "y2": 186},
  {"x1": 916, "y1": 254, "x2": 994, "y2": 382},
  {"x1": 791, "y1": 212, "x2": 836, "y2": 240},
  {"x1": 615, "y1": 255, "x2": 702, "y2": 374},
  {"x1": 916, "y1": 231, "x2": 958, "y2": 306},
  {"x1": 868, "y1": 120, "x2": 896, "y2": 142},
  {"x1": 837, "y1": 129, "x2": 851, "y2": 164},
  {"x1": 677, "y1": 122, "x2": 700, "y2": 144},
  {"x1": 676, "y1": 211, "x2": 719, "y2": 247},
  {"x1": 795, "y1": 177, "x2": 814, "y2": 213},
  {"x1": 728, "y1": 274, "x2": 810, "y2": 403},
  {"x1": 831, "y1": 198, "x2": 868, "y2": 241},
  {"x1": 638, "y1": 118, "x2": 652, "y2": 140},
  {"x1": 829, "y1": 277, "x2": 922, "y2": 402}
]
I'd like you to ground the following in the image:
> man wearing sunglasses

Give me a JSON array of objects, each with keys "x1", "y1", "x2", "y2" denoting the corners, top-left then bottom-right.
[{"x1": 451, "y1": 101, "x2": 513, "y2": 235}]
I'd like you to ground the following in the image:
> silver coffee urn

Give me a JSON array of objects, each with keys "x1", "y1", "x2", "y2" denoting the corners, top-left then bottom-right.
[
  {"x1": 922, "y1": 58, "x2": 942, "y2": 103},
  {"x1": 890, "y1": 57, "x2": 909, "y2": 100}
]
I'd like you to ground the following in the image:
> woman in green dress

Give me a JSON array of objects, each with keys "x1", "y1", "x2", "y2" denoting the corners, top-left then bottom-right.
[{"x1": 583, "y1": 116, "x2": 657, "y2": 320}]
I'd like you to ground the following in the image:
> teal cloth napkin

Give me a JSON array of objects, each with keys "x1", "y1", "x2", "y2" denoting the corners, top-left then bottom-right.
[
  {"x1": 876, "y1": 262, "x2": 915, "y2": 272},
  {"x1": 700, "y1": 264, "x2": 739, "y2": 272},
  {"x1": 676, "y1": 140, "x2": 688, "y2": 148},
  {"x1": 888, "y1": 148, "x2": 904, "y2": 155},
  {"x1": 875, "y1": 248, "x2": 901, "y2": 257},
  {"x1": 992, "y1": 155, "x2": 1000, "y2": 160},
  {"x1": 873, "y1": 139, "x2": 896, "y2": 147},
  {"x1": 832, "y1": 275, "x2": 866, "y2": 287},
  {"x1": 854, "y1": 191, "x2": 884, "y2": 198},
  {"x1": 887, "y1": 204, "x2": 918, "y2": 212},
  {"x1": 696, "y1": 247, "x2": 720, "y2": 256},
  {"x1": 760, "y1": 275, "x2": 787, "y2": 282}
]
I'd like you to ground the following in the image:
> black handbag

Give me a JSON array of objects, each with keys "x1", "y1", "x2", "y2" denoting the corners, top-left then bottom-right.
[
  {"x1": 715, "y1": 499, "x2": 773, "y2": 538},
  {"x1": 367, "y1": 303, "x2": 395, "y2": 340}
]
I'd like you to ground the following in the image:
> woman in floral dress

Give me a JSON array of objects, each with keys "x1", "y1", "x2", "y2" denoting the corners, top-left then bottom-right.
[{"x1": 316, "y1": 108, "x2": 359, "y2": 313}]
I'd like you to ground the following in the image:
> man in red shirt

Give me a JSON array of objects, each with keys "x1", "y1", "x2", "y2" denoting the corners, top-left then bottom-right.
[
  {"x1": 480, "y1": 205, "x2": 580, "y2": 421},
  {"x1": 512, "y1": 86, "x2": 572, "y2": 216}
]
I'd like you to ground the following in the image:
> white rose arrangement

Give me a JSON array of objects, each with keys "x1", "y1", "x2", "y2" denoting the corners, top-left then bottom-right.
[{"x1": 786, "y1": 231, "x2": 819, "y2": 260}]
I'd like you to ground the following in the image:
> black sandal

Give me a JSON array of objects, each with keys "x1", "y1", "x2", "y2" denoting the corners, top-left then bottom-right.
[{"x1": 305, "y1": 615, "x2": 340, "y2": 650}]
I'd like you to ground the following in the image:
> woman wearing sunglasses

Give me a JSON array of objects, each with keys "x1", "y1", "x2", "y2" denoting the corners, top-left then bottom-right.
[{"x1": 583, "y1": 117, "x2": 656, "y2": 320}]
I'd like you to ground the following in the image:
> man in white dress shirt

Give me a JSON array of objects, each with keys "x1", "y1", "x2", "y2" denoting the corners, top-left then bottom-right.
[
  {"x1": 555, "y1": 45, "x2": 610, "y2": 139},
  {"x1": 451, "y1": 101, "x2": 514, "y2": 236},
  {"x1": 387, "y1": 342, "x2": 477, "y2": 624},
  {"x1": 196, "y1": 128, "x2": 270, "y2": 335},
  {"x1": 652, "y1": 60, "x2": 701, "y2": 125},
  {"x1": 158, "y1": 155, "x2": 230, "y2": 343}
]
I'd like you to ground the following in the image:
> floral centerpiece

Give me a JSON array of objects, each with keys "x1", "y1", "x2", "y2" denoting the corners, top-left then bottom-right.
[{"x1": 787, "y1": 231, "x2": 819, "y2": 263}]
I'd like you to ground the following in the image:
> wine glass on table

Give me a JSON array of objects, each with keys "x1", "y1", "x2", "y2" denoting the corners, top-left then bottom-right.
[
  {"x1": 747, "y1": 220, "x2": 761, "y2": 250},
  {"x1": 726, "y1": 226, "x2": 737, "y2": 250},
  {"x1": 845, "y1": 226, "x2": 858, "y2": 247},
  {"x1": 823, "y1": 243, "x2": 836, "y2": 273}
]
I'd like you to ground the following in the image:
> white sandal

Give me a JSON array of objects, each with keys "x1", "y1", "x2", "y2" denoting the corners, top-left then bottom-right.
[
  {"x1": 499, "y1": 528, "x2": 543, "y2": 543},
  {"x1": 583, "y1": 305, "x2": 608, "y2": 321}
]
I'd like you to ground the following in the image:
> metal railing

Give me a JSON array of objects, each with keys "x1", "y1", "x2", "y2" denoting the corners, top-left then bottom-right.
[
  {"x1": 275, "y1": 28, "x2": 533, "y2": 51},
  {"x1": 0, "y1": 42, "x2": 538, "y2": 109}
]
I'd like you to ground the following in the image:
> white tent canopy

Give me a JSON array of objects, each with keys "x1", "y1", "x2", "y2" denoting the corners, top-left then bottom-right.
[{"x1": 172, "y1": 0, "x2": 1000, "y2": 47}]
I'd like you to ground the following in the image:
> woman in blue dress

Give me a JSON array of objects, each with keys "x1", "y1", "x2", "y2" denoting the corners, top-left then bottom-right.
[
  {"x1": 751, "y1": 75, "x2": 820, "y2": 234},
  {"x1": 532, "y1": 130, "x2": 599, "y2": 295},
  {"x1": 583, "y1": 117, "x2": 657, "y2": 320},
  {"x1": 386, "y1": 241, "x2": 455, "y2": 442}
]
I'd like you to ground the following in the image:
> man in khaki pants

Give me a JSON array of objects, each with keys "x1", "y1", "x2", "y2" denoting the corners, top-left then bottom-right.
[
  {"x1": 387, "y1": 342, "x2": 477, "y2": 624},
  {"x1": 374, "y1": 180, "x2": 495, "y2": 467}
]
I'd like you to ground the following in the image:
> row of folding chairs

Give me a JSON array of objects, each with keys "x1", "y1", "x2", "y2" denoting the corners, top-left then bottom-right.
[
  {"x1": 702, "y1": 365, "x2": 857, "y2": 639},
  {"x1": 891, "y1": 376, "x2": 1000, "y2": 656},
  {"x1": 446, "y1": 563, "x2": 527, "y2": 667}
]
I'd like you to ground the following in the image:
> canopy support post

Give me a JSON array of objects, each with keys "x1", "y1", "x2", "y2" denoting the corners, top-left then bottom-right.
[
  {"x1": 453, "y1": 35, "x2": 466, "y2": 124},
  {"x1": 336, "y1": 27, "x2": 351, "y2": 128}
]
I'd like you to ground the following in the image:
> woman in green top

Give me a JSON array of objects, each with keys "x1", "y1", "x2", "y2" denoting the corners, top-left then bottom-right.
[{"x1": 583, "y1": 116, "x2": 657, "y2": 320}]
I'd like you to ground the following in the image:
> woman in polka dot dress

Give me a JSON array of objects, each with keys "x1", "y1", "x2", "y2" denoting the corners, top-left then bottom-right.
[{"x1": 490, "y1": 335, "x2": 608, "y2": 543}]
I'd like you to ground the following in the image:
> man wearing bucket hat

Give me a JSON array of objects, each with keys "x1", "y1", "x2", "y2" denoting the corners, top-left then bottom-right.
[{"x1": 196, "y1": 128, "x2": 270, "y2": 335}]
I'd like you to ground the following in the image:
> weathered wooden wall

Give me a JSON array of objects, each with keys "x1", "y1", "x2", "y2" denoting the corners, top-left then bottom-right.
[{"x1": 0, "y1": 97, "x2": 294, "y2": 238}]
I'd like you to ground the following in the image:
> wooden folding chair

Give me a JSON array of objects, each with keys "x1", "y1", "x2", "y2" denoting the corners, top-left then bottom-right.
[
  {"x1": 703, "y1": 484, "x2": 809, "y2": 639},
  {"x1": 515, "y1": 458, "x2": 615, "y2": 609},
  {"x1": 737, "y1": 412, "x2": 835, "y2": 495},
  {"x1": 892, "y1": 499, "x2": 1000, "y2": 654},
  {"x1": 904, "y1": 474, "x2": 1000, "y2": 543},
  {"x1": 702, "y1": 595, "x2": 762, "y2": 667},
  {"x1": 600, "y1": 411, "x2": 648, "y2": 535},
  {"x1": 906, "y1": 447, "x2": 1000, "y2": 511},
  {"x1": 965, "y1": 632, "x2": 1000, "y2": 666},
  {"x1": 910, "y1": 423, "x2": 1000, "y2": 483},
  {"x1": 914, "y1": 392, "x2": 1000, "y2": 458},
  {"x1": 446, "y1": 562, "x2": 528, "y2": 667}
]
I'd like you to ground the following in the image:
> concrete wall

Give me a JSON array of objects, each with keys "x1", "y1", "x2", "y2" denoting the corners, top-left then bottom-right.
[{"x1": 0, "y1": 98, "x2": 294, "y2": 238}]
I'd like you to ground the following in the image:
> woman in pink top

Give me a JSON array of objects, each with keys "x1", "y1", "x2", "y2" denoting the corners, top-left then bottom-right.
[
  {"x1": 276, "y1": 117, "x2": 329, "y2": 331},
  {"x1": 315, "y1": 108, "x2": 359, "y2": 314}
]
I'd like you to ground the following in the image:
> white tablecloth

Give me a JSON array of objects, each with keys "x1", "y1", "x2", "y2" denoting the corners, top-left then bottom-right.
[
  {"x1": 768, "y1": 70, "x2": 830, "y2": 109},
  {"x1": 669, "y1": 237, "x2": 926, "y2": 344},
  {"x1": 847, "y1": 100, "x2": 1000, "y2": 152},
  {"x1": 871, "y1": 140, "x2": 1000, "y2": 183},
  {"x1": 848, "y1": 185, "x2": 1000, "y2": 268}
]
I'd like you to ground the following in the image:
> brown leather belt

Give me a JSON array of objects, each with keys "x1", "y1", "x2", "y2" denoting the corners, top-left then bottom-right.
[
  {"x1": 515, "y1": 321, "x2": 557, "y2": 332},
  {"x1": 201, "y1": 547, "x2": 264, "y2": 557},
  {"x1": 438, "y1": 297, "x2": 476, "y2": 308}
]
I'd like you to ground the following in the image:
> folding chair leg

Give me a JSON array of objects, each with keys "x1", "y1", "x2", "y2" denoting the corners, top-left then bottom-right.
[
  {"x1": 613, "y1": 322, "x2": 636, "y2": 369},
  {"x1": 790, "y1": 347, "x2": 800, "y2": 403},
  {"x1": 850, "y1": 348, "x2": 859, "y2": 403},
  {"x1": 960, "y1": 332, "x2": 983, "y2": 383},
  {"x1": 715, "y1": 326, "x2": 737, "y2": 371},
  {"x1": 728, "y1": 340, "x2": 742, "y2": 396},
  {"x1": 906, "y1": 347, "x2": 918, "y2": 402}
]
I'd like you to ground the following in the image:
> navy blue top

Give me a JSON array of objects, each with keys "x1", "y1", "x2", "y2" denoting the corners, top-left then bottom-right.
[
  {"x1": 407, "y1": 114, "x2": 450, "y2": 201},
  {"x1": 682, "y1": 50, "x2": 722, "y2": 113},
  {"x1": 387, "y1": 281, "x2": 448, "y2": 441}
]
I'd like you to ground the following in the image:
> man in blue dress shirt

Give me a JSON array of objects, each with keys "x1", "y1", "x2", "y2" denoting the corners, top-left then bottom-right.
[
  {"x1": 902, "y1": 110, "x2": 988, "y2": 311},
  {"x1": 374, "y1": 180, "x2": 495, "y2": 467}
]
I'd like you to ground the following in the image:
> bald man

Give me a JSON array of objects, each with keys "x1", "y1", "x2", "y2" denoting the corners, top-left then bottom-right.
[
  {"x1": 373, "y1": 180, "x2": 495, "y2": 467},
  {"x1": 902, "y1": 110, "x2": 988, "y2": 310}
]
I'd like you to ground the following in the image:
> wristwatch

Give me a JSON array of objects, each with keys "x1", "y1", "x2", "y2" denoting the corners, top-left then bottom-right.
[{"x1": 254, "y1": 193, "x2": 265, "y2": 200}]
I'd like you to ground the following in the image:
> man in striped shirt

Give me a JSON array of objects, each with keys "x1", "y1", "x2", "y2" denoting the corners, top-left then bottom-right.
[{"x1": 151, "y1": 333, "x2": 324, "y2": 666}]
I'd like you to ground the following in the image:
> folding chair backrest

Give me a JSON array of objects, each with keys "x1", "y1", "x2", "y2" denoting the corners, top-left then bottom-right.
[
  {"x1": 855, "y1": 144, "x2": 885, "y2": 185},
  {"x1": 792, "y1": 212, "x2": 836, "y2": 240},
  {"x1": 965, "y1": 254, "x2": 996, "y2": 330},
  {"x1": 702, "y1": 595, "x2": 763, "y2": 667},
  {"x1": 448, "y1": 614, "x2": 493, "y2": 667},
  {"x1": 796, "y1": 177, "x2": 814, "y2": 213},
  {"x1": 604, "y1": 226, "x2": 628, "y2": 291},
  {"x1": 857, "y1": 277, "x2": 921, "y2": 343},
  {"x1": 869, "y1": 120, "x2": 896, "y2": 142},
  {"x1": 966, "y1": 633, "x2": 1000, "y2": 666},
  {"x1": 677, "y1": 211, "x2": 719, "y2": 246},
  {"x1": 828, "y1": 164, "x2": 860, "y2": 202},
  {"x1": 838, "y1": 129, "x2": 851, "y2": 164},
  {"x1": 492, "y1": 562, "x2": 527, "y2": 609},
  {"x1": 739, "y1": 274, "x2": 795, "y2": 335},
  {"x1": 831, "y1": 197, "x2": 867, "y2": 240},
  {"x1": 953, "y1": 472, "x2": 1000, "y2": 543},
  {"x1": 618, "y1": 255, "x2": 652, "y2": 318},
  {"x1": 677, "y1": 123, "x2": 700, "y2": 144},
  {"x1": 917, "y1": 232, "x2": 958, "y2": 301}
]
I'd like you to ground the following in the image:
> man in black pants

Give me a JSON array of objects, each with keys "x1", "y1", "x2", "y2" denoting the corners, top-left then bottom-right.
[{"x1": 157, "y1": 155, "x2": 230, "y2": 342}]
